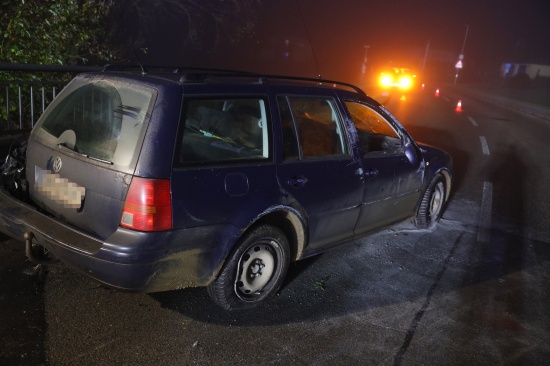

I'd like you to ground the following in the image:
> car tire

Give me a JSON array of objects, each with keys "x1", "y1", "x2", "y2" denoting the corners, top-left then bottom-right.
[
  {"x1": 207, "y1": 225, "x2": 290, "y2": 310},
  {"x1": 415, "y1": 175, "x2": 446, "y2": 229}
]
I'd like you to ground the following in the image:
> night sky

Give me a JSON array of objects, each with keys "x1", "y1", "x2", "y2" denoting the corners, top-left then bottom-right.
[{"x1": 128, "y1": 0, "x2": 550, "y2": 84}]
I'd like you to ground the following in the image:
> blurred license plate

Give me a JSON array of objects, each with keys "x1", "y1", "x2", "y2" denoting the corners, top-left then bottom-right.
[{"x1": 35, "y1": 166, "x2": 86, "y2": 208}]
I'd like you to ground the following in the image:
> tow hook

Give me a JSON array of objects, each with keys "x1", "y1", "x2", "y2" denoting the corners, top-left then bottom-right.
[{"x1": 24, "y1": 231, "x2": 58, "y2": 265}]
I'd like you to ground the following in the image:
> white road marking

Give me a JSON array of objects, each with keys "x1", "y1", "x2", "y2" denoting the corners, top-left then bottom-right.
[
  {"x1": 479, "y1": 136, "x2": 490, "y2": 155},
  {"x1": 442, "y1": 97, "x2": 450, "y2": 102},
  {"x1": 468, "y1": 117, "x2": 478, "y2": 127},
  {"x1": 477, "y1": 181, "x2": 493, "y2": 243}
]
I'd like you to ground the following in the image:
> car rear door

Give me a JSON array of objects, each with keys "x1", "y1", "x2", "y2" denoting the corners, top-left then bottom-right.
[
  {"x1": 171, "y1": 94, "x2": 279, "y2": 234},
  {"x1": 275, "y1": 94, "x2": 363, "y2": 251}
]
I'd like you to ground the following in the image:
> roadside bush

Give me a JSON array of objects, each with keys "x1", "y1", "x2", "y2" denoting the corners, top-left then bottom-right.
[
  {"x1": 508, "y1": 73, "x2": 531, "y2": 88},
  {"x1": 532, "y1": 75, "x2": 550, "y2": 89}
]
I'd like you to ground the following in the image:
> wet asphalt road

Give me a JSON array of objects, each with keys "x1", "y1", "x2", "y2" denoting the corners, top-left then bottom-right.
[
  {"x1": 2, "y1": 208, "x2": 548, "y2": 365},
  {"x1": 1, "y1": 87, "x2": 549, "y2": 365},
  {"x1": 0, "y1": 236, "x2": 45, "y2": 364}
]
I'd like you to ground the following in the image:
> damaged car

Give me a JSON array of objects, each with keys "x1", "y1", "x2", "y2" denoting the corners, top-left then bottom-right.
[{"x1": 0, "y1": 67, "x2": 452, "y2": 310}]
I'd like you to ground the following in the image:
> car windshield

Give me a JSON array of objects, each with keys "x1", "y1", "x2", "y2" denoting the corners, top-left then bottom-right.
[{"x1": 36, "y1": 79, "x2": 155, "y2": 167}]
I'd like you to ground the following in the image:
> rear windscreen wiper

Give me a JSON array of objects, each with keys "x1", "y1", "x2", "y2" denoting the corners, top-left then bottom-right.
[
  {"x1": 57, "y1": 143, "x2": 113, "y2": 165},
  {"x1": 80, "y1": 154, "x2": 113, "y2": 165}
]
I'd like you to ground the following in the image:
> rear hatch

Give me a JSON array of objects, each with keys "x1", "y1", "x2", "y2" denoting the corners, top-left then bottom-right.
[{"x1": 26, "y1": 74, "x2": 158, "y2": 240}]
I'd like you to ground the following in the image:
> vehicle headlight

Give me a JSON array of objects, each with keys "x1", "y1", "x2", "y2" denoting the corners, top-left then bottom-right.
[
  {"x1": 398, "y1": 76, "x2": 412, "y2": 89},
  {"x1": 380, "y1": 74, "x2": 393, "y2": 87}
]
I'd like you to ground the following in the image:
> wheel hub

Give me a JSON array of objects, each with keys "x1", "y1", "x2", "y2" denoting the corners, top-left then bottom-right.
[
  {"x1": 236, "y1": 244, "x2": 275, "y2": 296},
  {"x1": 248, "y1": 258, "x2": 265, "y2": 278}
]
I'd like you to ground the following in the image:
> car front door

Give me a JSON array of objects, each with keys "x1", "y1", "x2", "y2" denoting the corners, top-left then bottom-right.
[
  {"x1": 344, "y1": 100, "x2": 423, "y2": 235},
  {"x1": 275, "y1": 95, "x2": 364, "y2": 251}
]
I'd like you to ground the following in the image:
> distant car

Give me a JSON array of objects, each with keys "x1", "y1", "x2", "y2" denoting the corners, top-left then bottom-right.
[
  {"x1": 0, "y1": 67, "x2": 452, "y2": 310},
  {"x1": 378, "y1": 67, "x2": 417, "y2": 97}
]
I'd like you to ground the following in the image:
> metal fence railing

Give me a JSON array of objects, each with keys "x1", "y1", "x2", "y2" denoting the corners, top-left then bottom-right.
[
  {"x1": 0, "y1": 62, "x2": 102, "y2": 134},
  {"x1": 1, "y1": 81, "x2": 67, "y2": 131}
]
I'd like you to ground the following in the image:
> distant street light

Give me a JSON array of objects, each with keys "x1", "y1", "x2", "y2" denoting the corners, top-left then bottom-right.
[
  {"x1": 361, "y1": 45, "x2": 370, "y2": 81},
  {"x1": 421, "y1": 41, "x2": 430, "y2": 71},
  {"x1": 460, "y1": 24, "x2": 469, "y2": 55}
]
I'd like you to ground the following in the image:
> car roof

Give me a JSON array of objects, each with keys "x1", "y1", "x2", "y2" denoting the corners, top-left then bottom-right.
[{"x1": 92, "y1": 64, "x2": 367, "y2": 97}]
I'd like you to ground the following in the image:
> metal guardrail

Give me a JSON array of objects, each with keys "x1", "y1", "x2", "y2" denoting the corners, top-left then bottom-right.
[{"x1": 0, "y1": 62, "x2": 102, "y2": 133}]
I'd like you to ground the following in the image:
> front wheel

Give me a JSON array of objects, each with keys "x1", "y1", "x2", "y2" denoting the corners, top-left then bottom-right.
[
  {"x1": 207, "y1": 225, "x2": 290, "y2": 310},
  {"x1": 415, "y1": 175, "x2": 446, "y2": 229}
]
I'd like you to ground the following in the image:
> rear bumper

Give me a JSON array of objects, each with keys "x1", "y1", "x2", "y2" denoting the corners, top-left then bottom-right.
[{"x1": 0, "y1": 187, "x2": 234, "y2": 292}]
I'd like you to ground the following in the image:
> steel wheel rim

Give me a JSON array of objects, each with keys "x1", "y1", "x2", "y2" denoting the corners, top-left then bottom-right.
[
  {"x1": 429, "y1": 182, "x2": 444, "y2": 219},
  {"x1": 235, "y1": 241, "x2": 277, "y2": 299}
]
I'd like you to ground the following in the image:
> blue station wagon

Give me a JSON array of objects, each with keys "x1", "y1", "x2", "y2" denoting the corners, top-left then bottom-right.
[{"x1": 0, "y1": 67, "x2": 452, "y2": 310}]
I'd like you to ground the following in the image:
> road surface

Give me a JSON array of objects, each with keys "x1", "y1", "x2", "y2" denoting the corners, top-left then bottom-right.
[{"x1": 1, "y1": 86, "x2": 549, "y2": 365}]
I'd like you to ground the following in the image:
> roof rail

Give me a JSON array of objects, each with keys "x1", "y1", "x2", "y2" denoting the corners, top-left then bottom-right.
[
  {"x1": 100, "y1": 64, "x2": 366, "y2": 95},
  {"x1": 101, "y1": 64, "x2": 263, "y2": 82},
  {"x1": 260, "y1": 73, "x2": 365, "y2": 95},
  {"x1": 177, "y1": 69, "x2": 366, "y2": 96}
]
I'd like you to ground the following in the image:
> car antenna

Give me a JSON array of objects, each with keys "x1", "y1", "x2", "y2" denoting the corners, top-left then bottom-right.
[
  {"x1": 297, "y1": 0, "x2": 322, "y2": 79},
  {"x1": 132, "y1": 48, "x2": 148, "y2": 75}
]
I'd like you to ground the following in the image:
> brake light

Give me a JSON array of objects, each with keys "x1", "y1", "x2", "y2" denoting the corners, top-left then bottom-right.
[{"x1": 120, "y1": 177, "x2": 172, "y2": 231}]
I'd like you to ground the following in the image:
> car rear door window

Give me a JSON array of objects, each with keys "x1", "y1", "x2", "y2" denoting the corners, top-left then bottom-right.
[
  {"x1": 179, "y1": 98, "x2": 270, "y2": 164},
  {"x1": 278, "y1": 96, "x2": 348, "y2": 159}
]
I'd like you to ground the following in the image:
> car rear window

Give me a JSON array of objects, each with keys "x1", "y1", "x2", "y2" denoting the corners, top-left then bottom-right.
[
  {"x1": 35, "y1": 78, "x2": 155, "y2": 167},
  {"x1": 178, "y1": 98, "x2": 270, "y2": 165}
]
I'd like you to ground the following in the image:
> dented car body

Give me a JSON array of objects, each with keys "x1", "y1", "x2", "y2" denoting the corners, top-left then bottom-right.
[{"x1": 0, "y1": 68, "x2": 452, "y2": 309}]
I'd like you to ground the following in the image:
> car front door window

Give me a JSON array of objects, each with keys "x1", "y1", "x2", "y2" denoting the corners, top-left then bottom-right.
[{"x1": 345, "y1": 101, "x2": 403, "y2": 156}]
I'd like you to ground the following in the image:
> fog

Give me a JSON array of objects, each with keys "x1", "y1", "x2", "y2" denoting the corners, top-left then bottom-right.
[{"x1": 113, "y1": 0, "x2": 550, "y2": 84}]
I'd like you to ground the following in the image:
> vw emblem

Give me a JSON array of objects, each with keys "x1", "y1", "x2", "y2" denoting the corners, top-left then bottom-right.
[{"x1": 52, "y1": 156, "x2": 63, "y2": 173}]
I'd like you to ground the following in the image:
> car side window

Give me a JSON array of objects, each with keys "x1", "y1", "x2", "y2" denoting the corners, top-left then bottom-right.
[
  {"x1": 278, "y1": 96, "x2": 348, "y2": 159},
  {"x1": 345, "y1": 101, "x2": 403, "y2": 155},
  {"x1": 179, "y1": 98, "x2": 269, "y2": 164}
]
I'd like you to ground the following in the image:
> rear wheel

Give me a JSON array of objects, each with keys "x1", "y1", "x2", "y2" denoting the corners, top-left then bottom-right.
[
  {"x1": 415, "y1": 175, "x2": 446, "y2": 229},
  {"x1": 207, "y1": 225, "x2": 290, "y2": 310}
]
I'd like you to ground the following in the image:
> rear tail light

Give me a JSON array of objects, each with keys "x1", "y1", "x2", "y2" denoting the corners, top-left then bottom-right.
[{"x1": 120, "y1": 177, "x2": 172, "y2": 232}]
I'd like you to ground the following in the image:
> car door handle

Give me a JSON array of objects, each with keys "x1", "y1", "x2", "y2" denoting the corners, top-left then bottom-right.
[
  {"x1": 287, "y1": 175, "x2": 309, "y2": 188},
  {"x1": 364, "y1": 169, "x2": 379, "y2": 178}
]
